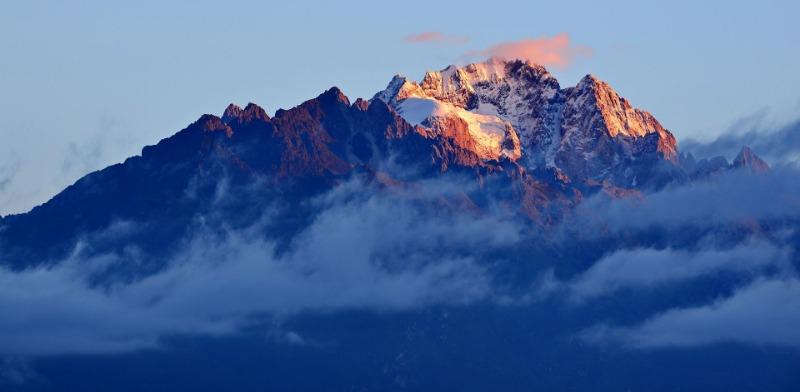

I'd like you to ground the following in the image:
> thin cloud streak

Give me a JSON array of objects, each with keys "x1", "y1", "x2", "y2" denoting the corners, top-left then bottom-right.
[{"x1": 404, "y1": 31, "x2": 470, "y2": 45}]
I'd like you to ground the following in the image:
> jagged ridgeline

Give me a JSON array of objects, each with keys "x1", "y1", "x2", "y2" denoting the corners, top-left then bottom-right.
[{"x1": 0, "y1": 59, "x2": 766, "y2": 270}]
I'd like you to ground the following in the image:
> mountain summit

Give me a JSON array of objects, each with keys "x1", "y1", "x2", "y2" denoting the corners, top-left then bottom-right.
[{"x1": 374, "y1": 58, "x2": 679, "y2": 186}]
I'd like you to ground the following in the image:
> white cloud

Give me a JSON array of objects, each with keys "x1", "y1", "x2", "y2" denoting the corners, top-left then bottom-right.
[
  {"x1": 557, "y1": 242, "x2": 789, "y2": 302},
  {"x1": 582, "y1": 278, "x2": 800, "y2": 349},
  {"x1": 567, "y1": 166, "x2": 800, "y2": 232}
]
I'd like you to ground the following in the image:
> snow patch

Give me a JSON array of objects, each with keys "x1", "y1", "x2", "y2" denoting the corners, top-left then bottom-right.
[{"x1": 397, "y1": 97, "x2": 516, "y2": 160}]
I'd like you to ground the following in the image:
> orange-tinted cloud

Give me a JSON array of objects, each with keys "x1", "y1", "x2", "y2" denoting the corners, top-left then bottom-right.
[
  {"x1": 465, "y1": 33, "x2": 591, "y2": 69},
  {"x1": 405, "y1": 32, "x2": 470, "y2": 45}
]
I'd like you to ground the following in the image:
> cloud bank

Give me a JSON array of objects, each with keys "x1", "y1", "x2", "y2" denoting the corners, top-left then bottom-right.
[
  {"x1": 0, "y1": 179, "x2": 519, "y2": 356},
  {"x1": 583, "y1": 278, "x2": 800, "y2": 349},
  {"x1": 554, "y1": 242, "x2": 789, "y2": 303},
  {"x1": 3, "y1": 163, "x2": 799, "y2": 356},
  {"x1": 570, "y1": 167, "x2": 800, "y2": 232},
  {"x1": 559, "y1": 160, "x2": 800, "y2": 350}
]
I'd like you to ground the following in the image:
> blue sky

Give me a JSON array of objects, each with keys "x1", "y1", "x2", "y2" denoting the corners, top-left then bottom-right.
[{"x1": 1, "y1": 0, "x2": 799, "y2": 214}]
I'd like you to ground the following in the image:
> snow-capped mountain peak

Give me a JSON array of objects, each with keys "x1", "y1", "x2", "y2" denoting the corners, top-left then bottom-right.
[
  {"x1": 375, "y1": 58, "x2": 679, "y2": 185},
  {"x1": 373, "y1": 60, "x2": 533, "y2": 162}
]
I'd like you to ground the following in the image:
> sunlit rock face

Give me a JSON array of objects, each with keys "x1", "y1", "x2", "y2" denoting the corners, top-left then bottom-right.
[
  {"x1": 556, "y1": 75, "x2": 678, "y2": 186},
  {"x1": 375, "y1": 58, "x2": 679, "y2": 187}
]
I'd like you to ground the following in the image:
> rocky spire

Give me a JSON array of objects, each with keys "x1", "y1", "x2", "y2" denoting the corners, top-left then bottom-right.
[
  {"x1": 222, "y1": 103, "x2": 243, "y2": 124},
  {"x1": 732, "y1": 146, "x2": 770, "y2": 172},
  {"x1": 222, "y1": 103, "x2": 269, "y2": 124}
]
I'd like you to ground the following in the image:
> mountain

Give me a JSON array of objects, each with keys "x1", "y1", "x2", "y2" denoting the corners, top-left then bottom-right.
[
  {"x1": 0, "y1": 58, "x2": 766, "y2": 271},
  {"x1": 374, "y1": 58, "x2": 680, "y2": 187},
  {"x1": 732, "y1": 145, "x2": 770, "y2": 172},
  {"x1": 0, "y1": 58, "x2": 796, "y2": 392}
]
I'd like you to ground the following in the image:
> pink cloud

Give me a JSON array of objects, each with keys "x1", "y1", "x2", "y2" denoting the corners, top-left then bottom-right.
[
  {"x1": 465, "y1": 33, "x2": 592, "y2": 69},
  {"x1": 405, "y1": 32, "x2": 470, "y2": 45}
]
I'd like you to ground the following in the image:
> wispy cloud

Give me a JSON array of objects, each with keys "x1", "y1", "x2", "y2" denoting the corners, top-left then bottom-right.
[
  {"x1": 464, "y1": 33, "x2": 591, "y2": 69},
  {"x1": 404, "y1": 31, "x2": 470, "y2": 45},
  {"x1": 550, "y1": 242, "x2": 788, "y2": 303}
]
